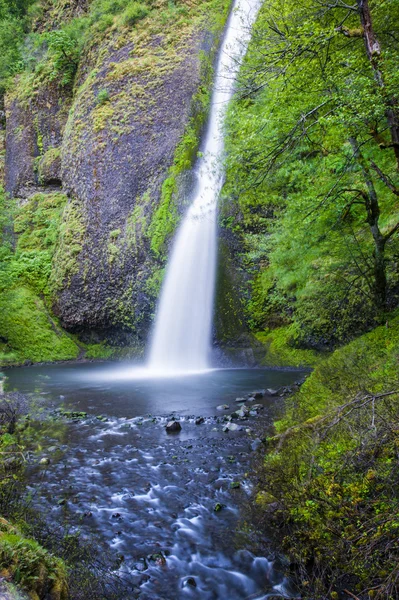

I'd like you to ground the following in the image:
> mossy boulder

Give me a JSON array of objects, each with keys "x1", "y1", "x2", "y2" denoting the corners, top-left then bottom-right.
[{"x1": 37, "y1": 148, "x2": 61, "y2": 185}]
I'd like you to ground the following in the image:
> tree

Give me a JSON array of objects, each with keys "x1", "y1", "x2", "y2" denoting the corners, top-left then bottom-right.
[{"x1": 225, "y1": 0, "x2": 399, "y2": 342}]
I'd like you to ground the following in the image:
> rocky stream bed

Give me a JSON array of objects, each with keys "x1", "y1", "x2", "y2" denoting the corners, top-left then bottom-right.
[{"x1": 4, "y1": 365, "x2": 306, "y2": 599}]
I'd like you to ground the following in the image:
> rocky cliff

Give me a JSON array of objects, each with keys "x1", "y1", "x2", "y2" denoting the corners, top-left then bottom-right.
[{"x1": 2, "y1": 0, "x2": 247, "y2": 359}]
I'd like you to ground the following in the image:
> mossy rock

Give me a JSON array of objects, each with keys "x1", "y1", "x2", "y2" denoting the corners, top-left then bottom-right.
[{"x1": 36, "y1": 148, "x2": 61, "y2": 185}]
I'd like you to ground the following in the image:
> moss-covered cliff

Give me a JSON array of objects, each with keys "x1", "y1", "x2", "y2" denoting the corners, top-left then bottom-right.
[{"x1": 0, "y1": 0, "x2": 235, "y2": 363}]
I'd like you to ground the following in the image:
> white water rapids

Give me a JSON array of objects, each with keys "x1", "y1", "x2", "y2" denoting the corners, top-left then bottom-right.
[{"x1": 147, "y1": 0, "x2": 261, "y2": 375}]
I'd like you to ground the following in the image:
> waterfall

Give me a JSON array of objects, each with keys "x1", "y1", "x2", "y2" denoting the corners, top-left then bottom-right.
[{"x1": 148, "y1": 0, "x2": 260, "y2": 375}]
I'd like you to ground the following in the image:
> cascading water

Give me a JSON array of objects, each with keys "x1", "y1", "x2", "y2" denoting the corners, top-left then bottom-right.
[{"x1": 148, "y1": 0, "x2": 260, "y2": 375}]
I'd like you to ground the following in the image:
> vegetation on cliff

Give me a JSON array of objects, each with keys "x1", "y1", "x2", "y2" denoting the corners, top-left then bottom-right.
[
  {"x1": 225, "y1": 0, "x2": 399, "y2": 349},
  {"x1": 223, "y1": 0, "x2": 399, "y2": 596}
]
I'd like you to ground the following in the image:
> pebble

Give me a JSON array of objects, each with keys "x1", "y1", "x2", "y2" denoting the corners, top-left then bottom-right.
[{"x1": 39, "y1": 457, "x2": 50, "y2": 465}]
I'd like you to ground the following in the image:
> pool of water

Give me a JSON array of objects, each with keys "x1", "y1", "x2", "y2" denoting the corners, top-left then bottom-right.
[
  {"x1": 5, "y1": 363, "x2": 306, "y2": 599},
  {"x1": 5, "y1": 362, "x2": 305, "y2": 418}
]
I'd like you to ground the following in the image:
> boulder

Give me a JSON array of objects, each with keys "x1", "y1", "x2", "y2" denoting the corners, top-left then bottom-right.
[{"x1": 166, "y1": 421, "x2": 181, "y2": 433}]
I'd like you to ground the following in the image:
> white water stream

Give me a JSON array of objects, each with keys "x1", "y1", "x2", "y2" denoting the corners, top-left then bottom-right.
[{"x1": 147, "y1": 0, "x2": 260, "y2": 375}]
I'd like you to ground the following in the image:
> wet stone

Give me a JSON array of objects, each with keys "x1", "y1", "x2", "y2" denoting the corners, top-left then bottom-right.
[
  {"x1": 166, "y1": 421, "x2": 182, "y2": 433},
  {"x1": 195, "y1": 417, "x2": 204, "y2": 425},
  {"x1": 251, "y1": 439, "x2": 262, "y2": 451},
  {"x1": 235, "y1": 397, "x2": 246, "y2": 403},
  {"x1": 39, "y1": 457, "x2": 50, "y2": 465},
  {"x1": 230, "y1": 481, "x2": 241, "y2": 489},
  {"x1": 217, "y1": 404, "x2": 229, "y2": 410},
  {"x1": 185, "y1": 577, "x2": 197, "y2": 587},
  {"x1": 266, "y1": 388, "x2": 279, "y2": 396}
]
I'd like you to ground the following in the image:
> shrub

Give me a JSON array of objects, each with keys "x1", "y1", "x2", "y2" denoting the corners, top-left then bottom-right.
[{"x1": 121, "y1": 2, "x2": 149, "y2": 26}]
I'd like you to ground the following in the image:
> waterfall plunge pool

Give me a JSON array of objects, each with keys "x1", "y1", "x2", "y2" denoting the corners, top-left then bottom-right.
[{"x1": 5, "y1": 363, "x2": 307, "y2": 418}]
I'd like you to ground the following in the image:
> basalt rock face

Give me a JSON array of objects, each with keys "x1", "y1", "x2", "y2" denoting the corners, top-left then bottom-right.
[
  {"x1": 5, "y1": 84, "x2": 71, "y2": 198},
  {"x1": 3, "y1": 0, "x2": 230, "y2": 347},
  {"x1": 55, "y1": 33, "x2": 210, "y2": 344}
]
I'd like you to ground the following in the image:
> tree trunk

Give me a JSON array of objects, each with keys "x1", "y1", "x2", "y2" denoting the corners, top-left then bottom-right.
[
  {"x1": 349, "y1": 137, "x2": 387, "y2": 308},
  {"x1": 371, "y1": 229, "x2": 387, "y2": 309},
  {"x1": 357, "y1": 0, "x2": 399, "y2": 168}
]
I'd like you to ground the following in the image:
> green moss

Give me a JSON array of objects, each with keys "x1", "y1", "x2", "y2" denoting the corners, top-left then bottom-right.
[
  {"x1": 36, "y1": 147, "x2": 61, "y2": 183},
  {"x1": 109, "y1": 228, "x2": 121, "y2": 239},
  {"x1": 145, "y1": 266, "x2": 165, "y2": 297},
  {"x1": 12, "y1": 192, "x2": 68, "y2": 297},
  {"x1": 147, "y1": 51, "x2": 215, "y2": 257},
  {"x1": 0, "y1": 189, "x2": 81, "y2": 365},
  {"x1": 51, "y1": 197, "x2": 86, "y2": 292},
  {"x1": 256, "y1": 325, "x2": 325, "y2": 368},
  {"x1": 84, "y1": 343, "x2": 115, "y2": 359},
  {"x1": 0, "y1": 287, "x2": 79, "y2": 363}
]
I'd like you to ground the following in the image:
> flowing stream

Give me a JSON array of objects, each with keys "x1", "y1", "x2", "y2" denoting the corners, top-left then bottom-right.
[
  {"x1": 5, "y1": 364, "x2": 305, "y2": 599},
  {"x1": 148, "y1": 0, "x2": 261, "y2": 374}
]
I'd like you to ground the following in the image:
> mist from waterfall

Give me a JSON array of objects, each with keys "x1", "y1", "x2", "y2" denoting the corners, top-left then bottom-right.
[{"x1": 147, "y1": 0, "x2": 261, "y2": 375}]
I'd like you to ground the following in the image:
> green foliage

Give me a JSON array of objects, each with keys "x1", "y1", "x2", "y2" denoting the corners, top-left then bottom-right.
[
  {"x1": 0, "y1": 525, "x2": 68, "y2": 599},
  {"x1": 258, "y1": 313, "x2": 399, "y2": 597},
  {"x1": 121, "y1": 2, "x2": 149, "y2": 26},
  {"x1": 96, "y1": 88, "x2": 110, "y2": 105},
  {"x1": 0, "y1": 0, "x2": 36, "y2": 93},
  {"x1": 256, "y1": 325, "x2": 323, "y2": 368},
  {"x1": 0, "y1": 188, "x2": 80, "y2": 365},
  {"x1": 0, "y1": 287, "x2": 79, "y2": 362},
  {"x1": 225, "y1": 0, "x2": 399, "y2": 347},
  {"x1": 44, "y1": 28, "x2": 81, "y2": 85}
]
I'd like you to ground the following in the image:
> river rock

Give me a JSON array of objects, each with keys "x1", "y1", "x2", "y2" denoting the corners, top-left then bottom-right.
[
  {"x1": 266, "y1": 388, "x2": 279, "y2": 396},
  {"x1": 230, "y1": 481, "x2": 240, "y2": 489},
  {"x1": 252, "y1": 390, "x2": 265, "y2": 399},
  {"x1": 166, "y1": 421, "x2": 182, "y2": 433},
  {"x1": 184, "y1": 577, "x2": 197, "y2": 587},
  {"x1": 237, "y1": 406, "x2": 249, "y2": 419},
  {"x1": 247, "y1": 396, "x2": 255, "y2": 402},
  {"x1": 235, "y1": 397, "x2": 246, "y2": 403},
  {"x1": 224, "y1": 422, "x2": 239, "y2": 432},
  {"x1": 39, "y1": 457, "x2": 50, "y2": 465},
  {"x1": 252, "y1": 404, "x2": 264, "y2": 411},
  {"x1": 217, "y1": 404, "x2": 229, "y2": 410},
  {"x1": 195, "y1": 417, "x2": 204, "y2": 425},
  {"x1": 251, "y1": 438, "x2": 262, "y2": 451}
]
